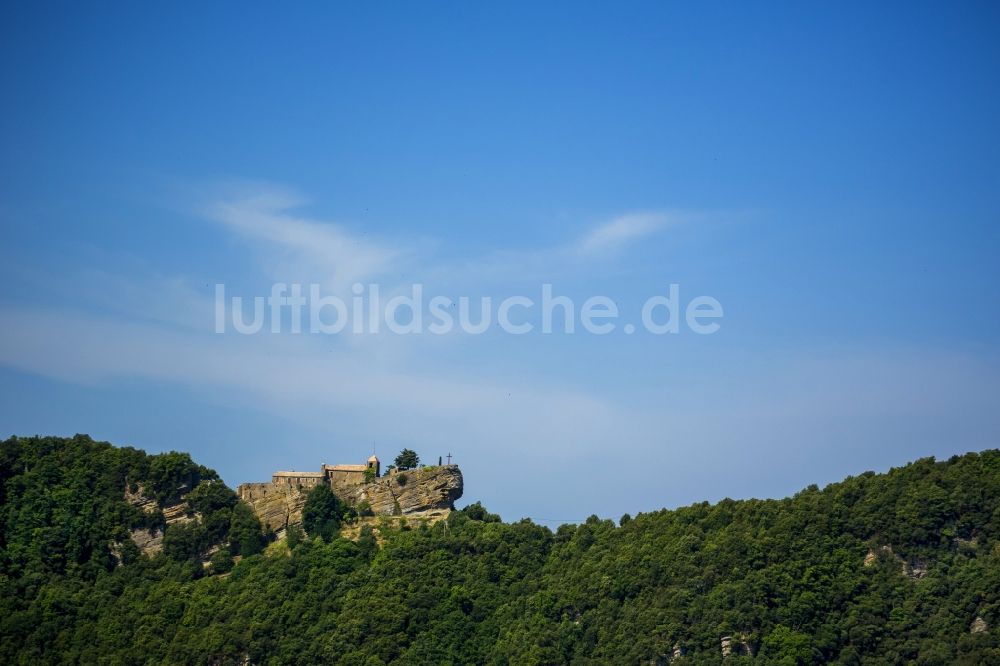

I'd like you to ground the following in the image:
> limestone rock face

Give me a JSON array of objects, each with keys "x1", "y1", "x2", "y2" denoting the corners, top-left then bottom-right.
[
  {"x1": 238, "y1": 466, "x2": 464, "y2": 535},
  {"x1": 236, "y1": 481, "x2": 311, "y2": 535},
  {"x1": 354, "y1": 466, "x2": 464, "y2": 516},
  {"x1": 124, "y1": 483, "x2": 158, "y2": 514},
  {"x1": 123, "y1": 483, "x2": 198, "y2": 557}
]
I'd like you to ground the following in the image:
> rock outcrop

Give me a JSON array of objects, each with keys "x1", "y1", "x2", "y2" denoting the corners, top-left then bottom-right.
[
  {"x1": 720, "y1": 633, "x2": 753, "y2": 658},
  {"x1": 356, "y1": 466, "x2": 464, "y2": 516},
  {"x1": 235, "y1": 480, "x2": 310, "y2": 538},
  {"x1": 864, "y1": 544, "x2": 895, "y2": 567},
  {"x1": 904, "y1": 560, "x2": 929, "y2": 580},
  {"x1": 864, "y1": 544, "x2": 931, "y2": 580},
  {"x1": 123, "y1": 483, "x2": 199, "y2": 557},
  {"x1": 238, "y1": 465, "x2": 463, "y2": 536}
]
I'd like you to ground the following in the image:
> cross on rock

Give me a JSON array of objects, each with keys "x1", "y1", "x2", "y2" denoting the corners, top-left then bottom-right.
[{"x1": 446, "y1": 452, "x2": 453, "y2": 465}]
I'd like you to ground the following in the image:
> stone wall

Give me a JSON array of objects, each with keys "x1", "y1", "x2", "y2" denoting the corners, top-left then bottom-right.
[
  {"x1": 270, "y1": 474, "x2": 324, "y2": 490},
  {"x1": 330, "y1": 469, "x2": 366, "y2": 499}
]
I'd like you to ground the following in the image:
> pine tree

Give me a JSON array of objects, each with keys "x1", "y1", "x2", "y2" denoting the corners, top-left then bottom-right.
[{"x1": 394, "y1": 448, "x2": 420, "y2": 470}]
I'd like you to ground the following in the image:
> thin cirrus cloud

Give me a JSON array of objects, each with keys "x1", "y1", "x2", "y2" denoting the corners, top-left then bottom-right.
[
  {"x1": 572, "y1": 212, "x2": 671, "y2": 257},
  {"x1": 0, "y1": 184, "x2": 703, "y2": 477},
  {"x1": 203, "y1": 186, "x2": 676, "y2": 293},
  {"x1": 206, "y1": 189, "x2": 405, "y2": 293},
  {"x1": 0, "y1": 184, "x2": 664, "y2": 460}
]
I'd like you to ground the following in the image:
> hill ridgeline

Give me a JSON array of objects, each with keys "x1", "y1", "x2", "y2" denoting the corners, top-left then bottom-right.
[{"x1": 1, "y1": 434, "x2": 999, "y2": 664}]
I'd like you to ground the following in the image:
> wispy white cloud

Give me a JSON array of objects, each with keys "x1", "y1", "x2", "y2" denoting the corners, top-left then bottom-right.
[
  {"x1": 573, "y1": 212, "x2": 671, "y2": 256},
  {"x1": 202, "y1": 187, "x2": 680, "y2": 299},
  {"x1": 418, "y1": 210, "x2": 678, "y2": 291},
  {"x1": 207, "y1": 188, "x2": 404, "y2": 293},
  {"x1": 0, "y1": 186, "x2": 695, "y2": 426}
]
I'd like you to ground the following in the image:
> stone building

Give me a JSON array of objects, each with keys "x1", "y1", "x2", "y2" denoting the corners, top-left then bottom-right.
[{"x1": 243, "y1": 454, "x2": 381, "y2": 500}]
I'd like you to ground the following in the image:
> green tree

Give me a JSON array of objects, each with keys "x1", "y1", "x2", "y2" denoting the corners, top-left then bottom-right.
[
  {"x1": 186, "y1": 480, "x2": 236, "y2": 515},
  {"x1": 302, "y1": 484, "x2": 341, "y2": 541},
  {"x1": 148, "y1": 451, "x2": 214, "y2": 502},
  {"x1": 210, "y1": 548, "x2": 234, "y2": 574},
  {"x1": 394, "y1": 448, "x2": 419, "y2": 470},
  {"x1": 461, "y1": 502, "x2": 501, "y2": 523},
  {"x1": 286, "y1": 523, "x2": 305, "y2": 549},
  {"x1": 162, "y1": 522, "x2": 203, "y2": 561},
  {"x1": 229, "y1": 502, "x2": 264, "y2": 556},
  {"x1": 762, "y1": 624, "x2": 817, "y2": 665}
]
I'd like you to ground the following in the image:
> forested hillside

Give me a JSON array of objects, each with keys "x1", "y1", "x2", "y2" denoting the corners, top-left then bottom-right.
[{"x1": 1, "y1": 435, "x2": 999, "y2": 665}]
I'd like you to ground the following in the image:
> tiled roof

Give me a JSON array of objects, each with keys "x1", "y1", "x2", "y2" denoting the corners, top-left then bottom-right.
[{"x1": 325, "y1": 464, "x2": 368, "y2": 472}]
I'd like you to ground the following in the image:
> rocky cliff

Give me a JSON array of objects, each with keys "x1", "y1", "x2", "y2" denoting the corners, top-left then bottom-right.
[
  {"x1": 123, "y1": 483, "x2": 200, "y2": 557},
  {"x1": 238, "y1": 465, "x2": 463, "y2": 535},
  {"x1": 236, "y1": 481, "x2": 307, "y2": 538}
]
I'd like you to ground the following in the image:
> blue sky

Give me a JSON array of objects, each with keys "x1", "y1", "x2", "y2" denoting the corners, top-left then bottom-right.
[{"x1": 1, "y1": 2, "x2": 999, "y2": 522}]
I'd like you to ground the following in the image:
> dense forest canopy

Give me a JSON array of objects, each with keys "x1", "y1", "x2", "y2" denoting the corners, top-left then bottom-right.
[{"x1": 1, "y1": 435, "x2": 999, "y2": 664}]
